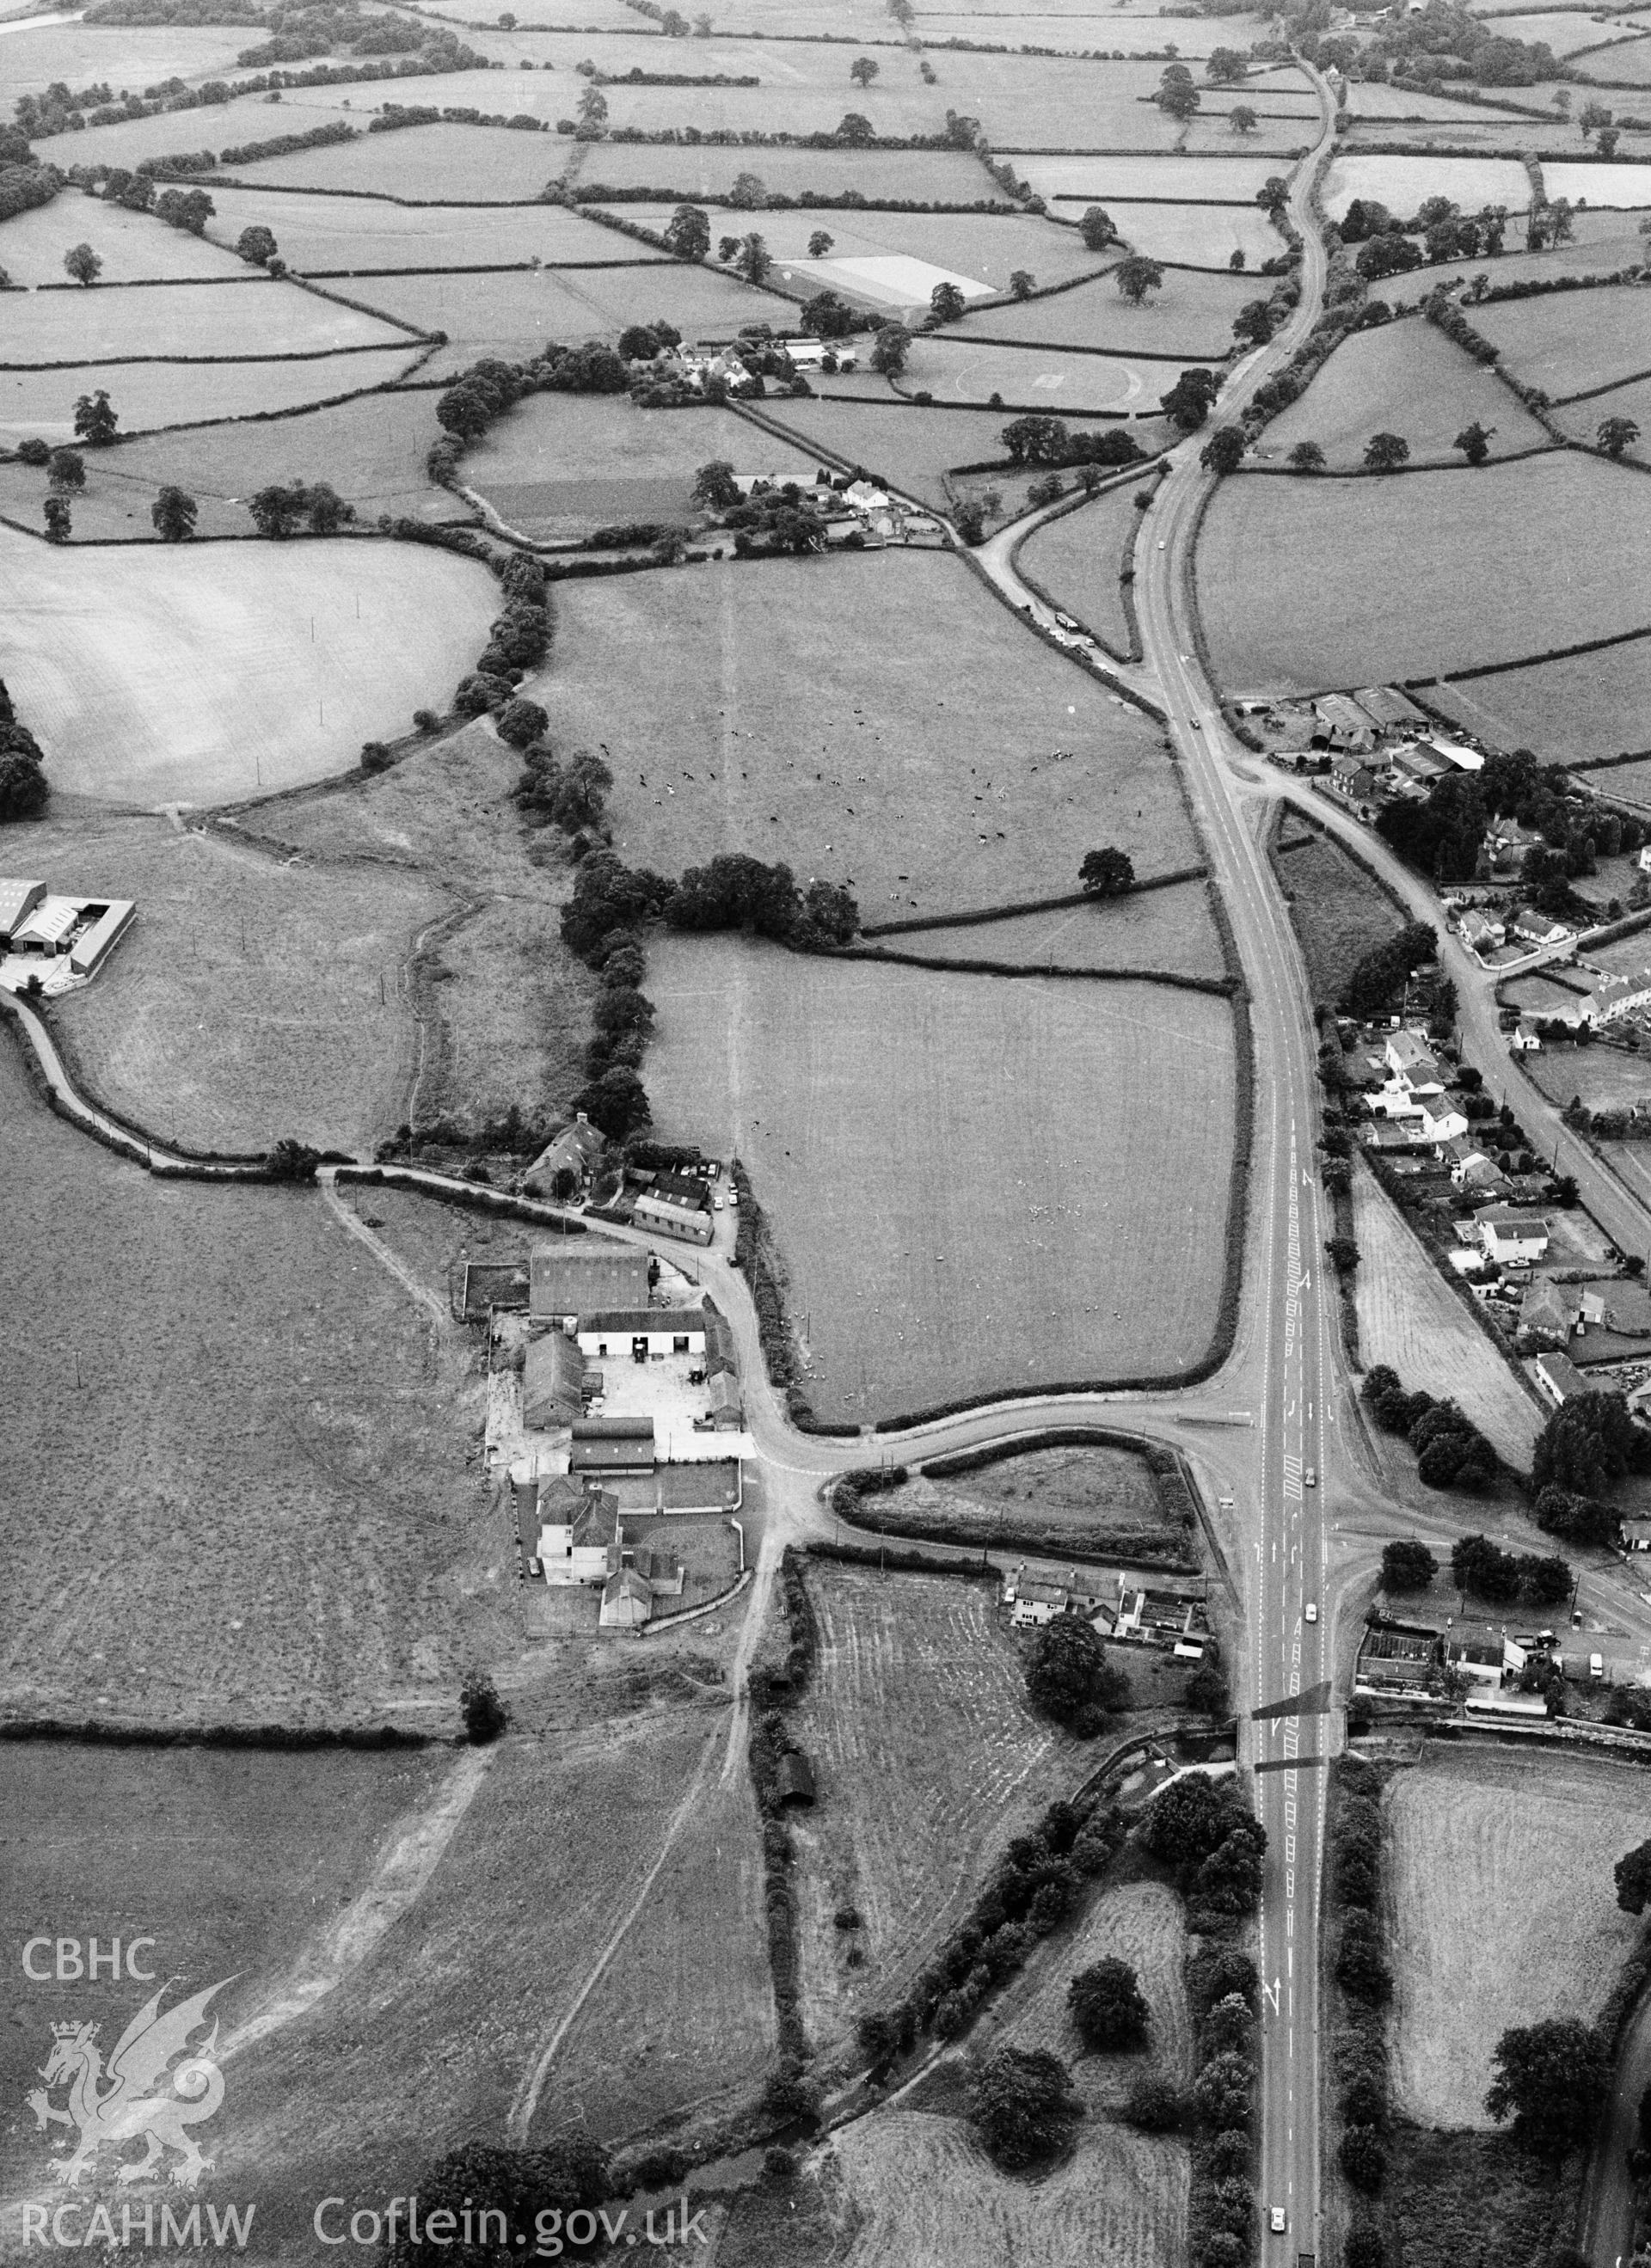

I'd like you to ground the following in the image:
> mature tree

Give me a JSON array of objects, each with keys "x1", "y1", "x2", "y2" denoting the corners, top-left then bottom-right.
[
  {"x1": 46, "y1": 446, "x2": 85, "y2": 493},
  {"x1": 728, "y1": 169, "x2": 768, "y2": 209},
  {"x1": 1142, "y1": 1772, "x2": 1243, "y2": 1864},
  {"x1": 1617, "y1": 1838, "x2": 1651, "y2": 1916},
  {"x1": 42, "y1": 496, "x2": 71, "y2": 543},
  {"x1": 495, "y1": 696, "x2": 549, "y2": 750},
  {"x1": 1486, "y1": 2020, "x2": 1609, "y2": 2154},
  {"x1": 1287, "y1": 439, "x2": 1327, "y2": 473},
  {"x1": 267, "y1": 1138, "x2": 321, "y2": 1182},
  {"x1": 1206, "y1": 45, "x2": 1248, "y2": 79},
  {"x1": 1114, "y1": 254, "x2": 1165, "y2": 306},
  {"x1": 1232, "y1": 298, "x2": 1274, "y2": 348},
  {"x1": 692, "y1": 458, "x2": 741, "y2": 512},
  {"x1": 1201, "y1": 426, "x2": 1247, "y2": 475},
  {"x1": 1364, "y1": 431, "x2": 1409, "y2": 473},
  {"x1": 1257, "y1": 174, "x2": 1289, "y2": 215},
  {"x1": 717, "y1": 236, "x2": 740, "y2": 264},
  {"x1": 1158, "y1": 76, "x2": 1200, "y2": 121},
  {"x1": 385, "y1": 2139, "x2": 606, "y2": 2268},
  {"x1": 1126, "y1": 2075, "x2": 1188, "y2": 2131},
  {"x1": 968, "y1": 2048, "x2": 1080, "y2": 2169},
  {"x1": 1340, "y1": 2126, "x2": 1388, "y2": 2192},
  {"x1": 1230, "y1": 104, "x2": 1259, "y2": 135},
  {"x1": 1024, "y1": 1615, "x2": 1127, "y2": 1728},
  {"x1": 1160, "y1": 366, "x2": 1218, "y2": 432},
  {"x1": 1381, "y1": 1538, "x2": 1437, "y2": 1592},
  {"x1": 1337, "y1": 1910, "x2": 1392, "y2": 2003},
  {"x1": 1599, "y1": 126, "x2": 1622, "y2": 156},
  {"x1": 807, "y1": 229, "x2": 835, "y2": 258},
  {"x1": 849, "y1": 53, "x2": 880, "y2": 86},
  {"x1": 738, "y1": 231, "x2": 771, "y2": 286},
  {"x1": 435, "y1": 383, "x2": 493, "y2": 439},
  {"x1": 156, "y1": 186, "x2": 214, "y2": 235},
  {"x1": 459, "y1": 1671, "x2": 507, "y2": 1744},
  {"x1": 1080, "y1": 846, "x2": 1135, "y2": 896},
  {"x1": 1002, "y1": 414, "x2": 1070, "y2": 465},
  {"x1": 571, "y1": 1065, "x2": 651, "y2": 1139},
  {"x1": 236, "y1": 222, "x2": 278, "y2": 266},
  {"x1": 930, "y1": 279, "x2": 966, "y2": 323},
  {"x1": 72, "y1": 388, "x2": 118, "y2": 448},
  {"x1": 1194, "y1": 2050, "x2": 1255, "y2": 2127},
  {"x1": 1516, "y1": 1553, "x2": 1572, "y2": 1607},
  {"x1": 1454, "y1": 420, "x2": 1494, "y2": 465},
  {"x1": 63, "y1": 242, "x2": 102, "y2": 286},
  {"x1": 869, "y1": 322, "x2": 911, "y2": 377},
  {"x1": 954, "y1": 500, "x2": 986, "y2": 545},
  {"x1": 575, "y1": 83, "x2": 608, "y2": 132},
  {"x1": 150, "y1": 485, "x2": 198, "y2": 541},
  {"x1": 836, "y1": 110, "x2": 875, "y2": 144},
  {"x1": 1078, "y1": 205, "x2": 1117, "y2": 252},
  {"x1": 1535, "y1": 1388, "x2": 1651, "y2": 1498},
  {"x1": 0, "y1": 738, "x2": 51, "y2": 810},
  {"x1": 1356, "y1": 234, "x2": 1423, "y2": 282},
  {"x1": 1452, "y1": 1532, "x2": 1521, "y2": 1603},
  {"x1": 1599, "y1": 415, "x2": 1641, "y2": 457},
  {"x1": 664, "y1": 201, "x2": 710, "y2": 260},
  {"x1": 304, "y1": 481, "x2": 350, "y2": 535},
  {"x1": 1069, "y1": 1958, "x2": 1150, "y2": 2050},
  {"x1": 1196, "y1": 1817, "x2": 1267, "y2": 1913},
  {"x1": 247, "y1": 482, "x2": 308, "y2": 537},
  {"x1": 1579, "y1": 99, "x2": 1612, "y2": 139}
]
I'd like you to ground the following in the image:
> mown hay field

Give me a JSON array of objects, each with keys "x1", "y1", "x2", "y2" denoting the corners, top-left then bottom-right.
[
  {"x1": 544, "y1": 549, "x2": 1193, "y2": 918},
  {"x1": 0, "y1": 1035, "x2": 513, "y2": 1725},
  {"x1": 0, "y1": 346, "x2": 422, "y2": 441},
  {"x1": 1342, "y1": 79, "x2": 1537, "y2": 119},
  {"x1": 202, "y1": 185, "x2": 642, "y2": 274},
  {"x1": 1321, "y1": 151, "x2": 1531, "y2": 219},
  {"x1": 1427, "y1": 635, "x2": 1651, "y2": 766},
  {"x1": 1472, "y1": 285, "x2": 1651, "y2": 398},
  {"x1": 1384, "y1": 1744, "x2": 1648, "y2": 2127},
  {"x1": 356, "y1": 260, "x2": 788, "y2": 375},
  {"x1": 605, "y1": 202, "x2": 1107, "y2": 291},
  {"x1": 1350, "y1": 1164, "x2": 1545, "y2": 1465},
  {"x1": 830, "y1": 2107, "x2": 1189, "y2": 2268},
  {"x1": 0, "y1": 196, "x2": 247, "y2": 286},
  {"x1": 1195, "y1": 454, "x2": 1651, "y2": 691},
  {"x1": 1544, "y1": 156, "x2": 1651, "y2": 201},
  {"x1": 1016, "y1": 150, "x2": 1295, "y2": 205},
  {"x1": 1257, "y1": 317, "x2": 1550, "y2": 469},
  {"x1": 1106, "y1": 197, "x2": 1287, "y2": 266},
  {"x1": 562, "y1": 141, "x2": 1000, "y2": 203},
  {"x1": 902, "y1": 332, "x2": 1198, "y2": 411},
  {"x1": 1018, "y1": 480, "x2": 1151, "y2": 659},
  {"x1": 788, "y1": 1565, "x2": 1066, "y2": 2049},
  {"x1": 1403, "y1": 223, "x2": 1651, "y2": 303},
  {"x1": 985, "y1": 1879, "x2": 1194, "y2": 2106},
  {"x1": 46, "y1": 810, "x2": 440, "y2": 1157},
  {"x1": 1271, "y1": 824, "x2": 1402, "y2": 1006},
  {"x1": 644, "y1": 940, "x2": 1239, "y2": 1418},
  {"x1": 3, "y1": 276, "x2": 411, "y2": 364},
  {"x1": 958, "y1": 262, "x2": 1256, "y2": 358},
  {"x1": 899, "y1": 880, "x2": 1227, "y2": 980},
  {"x1": 2, "y1": 524, "x2": 496, "y2": 805}
]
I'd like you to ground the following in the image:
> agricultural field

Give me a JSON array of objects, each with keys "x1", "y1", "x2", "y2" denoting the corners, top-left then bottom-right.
[
  {"x1": 1384, "y1": 1744, "x2": 1647, "y2": 2126},
  {"x1": 41, "y1": 807, "x2": 441, "y2": 1158},
  {"x1": 605, "y1": 201, "x2": 1108, "y2": 292},
  {"x1": 787, "y1": 1563, "x2": 1069, "y2": 2049},
  {"x1": 902, "y1": 332, "x2": 1198, "y2": 410},
  {"x1": 1541, "y1": 157, "x2": 1651, "y2": 202},
  {"x1": 3, "y1": 276, "x2": 413, "y2": 365},
  {"x1": 1271, "y1": 823, "x2": 1405, "y2": 1007},
  {"x1": 1520, "y1": 1033, "x2": 1651, "y2": 1113},
  {"x1": 1320, "y1": 152, "x2": 1532, "y2": 220},
  {"x1": 201, "y1": 186, "x2": 648, "y2": 274},
  {"x1": 1425, "y1": 635, "x2": 1651, "y2": 767},
  {"x1": 1404, "y1": 223, "x2": 1651, "y2": 302},
  {"x1": 1103, "y1": 198, "x2": 1286, "y2": 267},
  {"x1": 226, "y1": 121, "x2": 563, "y2": 203},
  {"x1": 1350, "y1": 1163, "x2": 1545, "y2": 1466},
  {"x1": 1, "y1": 524, "x2": 496, "y2": 806},
  {"x1": 1471, "y1": 285, "x2": 1651, "y2": 398},
  {"x1": 0, "y1": 1033, "x2": 513, "y2": 1725},
  {"x1": 828, "y1": 2106, "x2": 1190, "y2": 2268},
  {"x1": 1573, "y1": 34, "x2": 1651, "y2": 78},
  {"x1": 1255, "y1": 317, "x2": 1551, "y2": 470},
  {"x1": 0, "y1": 347, "x2": 424, "y2": 439},
  {"x1": 915, "y1": 6, "x2": 1277, "y2": 48},
  {"x1": 643, "y1": 940, "x2": 1239, "y2": 1419},
  {"x1": 1342, "y1": 81, "x2": 1543, "y2": 120},
  {"x1": 880, "y1": 879, "x2": 1228, "y2": 984},
  {"x1": 856, "y1": 1437, "x2": 1189, "y2": 1558},
  {"x1": 468, "y1": 393, "x2": 819, "y2": 538},
  {"x1": 0, "y1": 17, "x2": 252, "y2": 97},
  {"x1": 543, "y1": 549, "x2": 1194, "y2": 918},
  {"x1": 0, "y1": 194, "x2": 248, "y2": 286},
  {"x1": 351, "y1": 261, "x2": 790, "y2": 377},
  {"x1": 561, "y1": 142, "x2": 1003, "y2": 204},
  {"x1": 1016, "y1": 151, "x2": 1293, "y2": 205},
  {"x1": 1018, "y1": 479, "x2": 1156, "y2": 659},
  {"x1": 759, "y1": 395, "x2": 1138, "y2": 512},
  {"x1": 1496, "y1": 7, "x2": 1650, "y2": 49},
  {"x1": 1194, "y1": 453, "x2": 1651, "y2": 691},
  {"x1": 956, "y1": 261, "x2": 1256, "y2": 357}
]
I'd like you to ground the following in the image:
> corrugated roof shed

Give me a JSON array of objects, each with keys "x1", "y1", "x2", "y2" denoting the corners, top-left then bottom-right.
[
  {"x1": 776, "y1": 1750, "x2": 816, "y2": 1805},
  {"x1": 529, "y1": 1242, "x2": 650, "y2": 1321},
  {"x1": 579, "y1": 1309, "x2": 706, "y2": 1336},
  {"x1": 524, "y1": 1329, "x2": 585, "y2": 1431},
  {"x1": 0, "y1": 879, "x2": 45, "y2": 941}
]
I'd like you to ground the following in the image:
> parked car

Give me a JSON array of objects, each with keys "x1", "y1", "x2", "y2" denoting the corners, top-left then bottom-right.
[{"x1": 1591, "y1": 1652, "x2": 1605, "y2": 1679}]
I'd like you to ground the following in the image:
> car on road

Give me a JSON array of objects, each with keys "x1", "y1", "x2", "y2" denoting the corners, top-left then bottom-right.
[
  {"x1": 1054, "y1": 613, "x2": 1077, "y2": 629},
  {"x1": 1157, "y1": 539, "x2": 1166, "y2": 549},
  {"x1": 1305, "y1": 1602, "x2": 1318, "y2": 1624},
  {"x1": 1304, "y1": 1467, "x2": 1317, "y2": 1487},
  {"x1": 1270, "y1": 2207, "x2": 1286, "y2": 2234},
  {"x1": 1218, "y1": 1493, "x2": 1235, "y2": 1511}
]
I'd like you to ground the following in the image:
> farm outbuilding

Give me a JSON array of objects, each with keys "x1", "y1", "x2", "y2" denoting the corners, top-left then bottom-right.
[
  {"x1": 600, "y1": 1568, "x2": 654, "y2": 1630},
  {"x1": 67, "y1": 900, "x2": 136, "y2": 977},
  {"x1": 633, "y1": 1192, "x2": 714, "y2": 1245},
  {"x1": 776, "y1": 1750, "x2": 817, "y2": 1806},
  {"x1": 576, "y1": 1310, "x2": 709, "y2": 1360},
  {"x1": 0, "y1": 879, "x2": 46, "y2": 946},
  {"x1": 523, "y1": 1329, "x2": 586, "y2": 1431},
  {"x1": 529, "y1": 1241, "x2": 650, "y2": 1322},
  {"x1": 570, "y1": 1417, "x2": 657, "y2": 1474}
]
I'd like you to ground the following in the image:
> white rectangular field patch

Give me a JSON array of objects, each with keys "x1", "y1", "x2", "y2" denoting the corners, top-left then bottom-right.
[{"x1": 819, "y1": 254, "x2": 994, "y2": 306}]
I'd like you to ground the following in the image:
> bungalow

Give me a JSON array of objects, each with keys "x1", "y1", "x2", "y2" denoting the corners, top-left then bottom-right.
[
  {"x1": 1365, "y1": 1120, "x2": 1431, "y2": 1151},
  {"x1": 1533, "y1": 1349, "x2": 1590, "y2": 1406},
  {"x1": 1508, "y1": 910, "x2": 1571, "y2": 951},
  {"x1": 1458, "y1": 910, "x2": 1504, "y2": 954},
  {"x1": 1473, "y1": 1205, "x2": 1550, "y2": 1264},
  {"x1": 1519, "y1": 1279, "x2": 1580, "y2": 1347},
  {"x1": 1384, "y1": 1030, "x2": 1440, "y2": 1084},
  {"x1": 1443, "y1": 1138, "x2": 1498, "y2": 1188},
  {"x1": 633, "y1": 1190, "x2": 714, "y2": 1245},
  {"x1": 1621, "y1": 1515, "x2": 1651, "y2": 1554},
  {"x1": 1510, "y1": 1021, "x2": 1542, "y2": 1051}
]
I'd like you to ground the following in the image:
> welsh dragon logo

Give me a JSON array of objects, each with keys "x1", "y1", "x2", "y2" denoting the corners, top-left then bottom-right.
[{"x1": 26, "y1": 1979, "x2": 231, "y2": 2191}]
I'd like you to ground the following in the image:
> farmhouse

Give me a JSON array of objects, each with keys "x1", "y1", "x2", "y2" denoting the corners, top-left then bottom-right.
[
  {"x1": 522, "y1": 1112, "x2": 605, "y2": 1198},
  {"x1": 1534, "y1": 1349, "x2": 1590, "y2": 1406},
  {"x1": 529, "y1": 1243, "x2": 650, "y2": 1323},
  {"x1": 1007, "y1": 1578, "x2": 1069, "y2": 1627},
  {"x1": 1474, "y1": 1206, "x2": 1550, "y2": 1265},
  {"x1": 1329, "y1": 754, "x2": 1378, "y2": 808}
]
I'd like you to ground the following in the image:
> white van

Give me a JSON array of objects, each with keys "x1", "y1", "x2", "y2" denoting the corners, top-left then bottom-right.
[{"x1": 1590, "y1": 1653, "x2": 1605, "y2": 1680}]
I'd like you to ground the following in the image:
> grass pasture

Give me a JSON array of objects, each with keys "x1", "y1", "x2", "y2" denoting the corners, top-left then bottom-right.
[
  {"x1": 860, "y1": 1438, "x2": 1183, "y2": 1557},
  {"x1": 1256, "y1": 316, "x2": 1550, "y2": 469},
  {"x1": 562, "y1": 142, "x2": 1000, "y2": 204},
  {"x1": 1343, "y1": 81, "x2": 1541, "y2": 120},
  {"x1": 758, "y1": 394, "x2": 1134, "y2": 511},
  {"x1": 544, "y1": 549, "x2": 1191, "y2": 917},
  {"x1": 1321, "y1": 152, "x2": 1532, "y2": 221},
  {"x1": 1270, "y1": 822, "x2": 1403, "y2": 1008},
  {"x1": 1574, "y1": 35, "x2": 1651, "y2": 81},
  {"x1": 0, "y1": 196, "x2": 247, "y2": 286},
  {"x1": 914, "y1": 6, "x2": 1278, "y2": 50},
  {"x1": 225, "y1": 121, "x2": 562, "y2": 203},
  {"x1": 1, "y1": 524, "x2": 497, "y2": 806},
  {"x1": 956, "y1": 261, "x2": 1255, "y2": 358},
  {"x1": 603, "y1": 203, "x2": 1107, "y2": 292},
  {"x1": 1498, "y1": 6, "x2": 1650, "y2": 49},
  {"x1": 830, "y1": 2107, "x2": 1189, "y2": 2268},
  {"x1": 0, "y1": 1033, "x2": 512, "y2": 1725},
  {"x1": 201, "y1": 186, "x2": 641, "y2": 274},
  {"x1": 44, "y1": 809, "x2": 440, "y2": 1158},
  {"x1": 1384, "y1": 1744, "x2": 1648, "y2": 2127},
  {"x1": 3, "y1": 276, "x2": 412, "y2": 365},
  {"x1": 1104, "y1": 198, "x2": 1286, "y2": 267},
  {"x1": 0, "y1": 347, "x2": 423, "y2": 440},
  {"x1": 0, "y1": 18, "x2": 252, "y2": 98},
  {"x1": 987, "y1": 1878, "x2": 1194, "y2": 2106},
  {"x1": 1194, "y1": 453, "x2": 1651, "y2": 691},
  {"x1": 1403, "y1": 223, "x2": 1651, "y2": 304},
  {"x1": 869, "y1": 880, "x2": 1228, "y2": 980},
  {"x1": 1426, "y1": 634, "x2": 1651, "y2": 766},
  {"x1": 644, "y1": 939, "x2": 1239, "y2": 1419},
  {"x1": 1472, "y1": 285, "x2": 1651, "y2": 399},
  {"x1": 901, "y1": 332, "x2": 1195, "y2": 411},
  {"x1": 789, "y1": 1563, "x2": 1066, "y2": 2048},
  {"x1": 1015, "y1": 151, "x2": 1298, "y2": 207},
  {"x1": 1018, "y1": 479, "x2": 1151, "y2": 657}
]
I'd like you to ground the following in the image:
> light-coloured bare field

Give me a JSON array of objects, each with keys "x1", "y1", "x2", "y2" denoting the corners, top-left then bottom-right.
[
  {"x1": 0, "y1": 346, "x2": 423, "y2": 441},
  {"x1": 1322, "y1": 152, "x2": 1532, "y2": 218},
  {"x1": 789, "y1": 1565, "x2": 1068, "y2": 2048},
  {"x1": 1, "y1": 524, "x2": 496, "y2": 806},
  {"x1": 646, "y1": 940, "x2": 1238, "y2": 1417},
  {"x1": 0, "y1": 194, "x2": 247, "y2": 285},
  {"x1": 1385, "y1": 1744, "x2": 1650, "y2": 2127},
  {"x1": 3, "y1": 275, "x2": 409, "y2": 363},
  {"x1": 831, "y1": 2107, "x2": 1190, "y2": 2268},
  {"x1": 1544, "y1": 158, "x2": 1651, "y2": 204},
  {"x1": 202, "y1": 184, "x2": 637, "y2": 273},
  {"x1": 1351, "y1": 1162, "x2": 1544, "y2": 1466}
]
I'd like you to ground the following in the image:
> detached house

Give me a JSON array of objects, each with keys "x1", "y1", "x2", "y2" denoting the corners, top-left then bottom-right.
[
  {"x1": 1442, "y1": 1139, "x2": 1499, "y2": 1190},
  {"x1": 1583, "y1": 970, "x2": 1651, "y2": 1027},
  {"x1": 1419, "y1": 1102, "x2": 1469, "y2": 1144},
  {"x1": 1473, "y1": 1205, "x2": 1550, "y2": 1265},
  {"x1": 1519, "y1": 1279, "x2": 1580, "y2": 1347},
  {"x1": 1509, "y1": 910, "x2": 1571, "y2": 951},
  {"x1": 1458, "y1": 910, "x2": 1504, "y2": 955}
]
